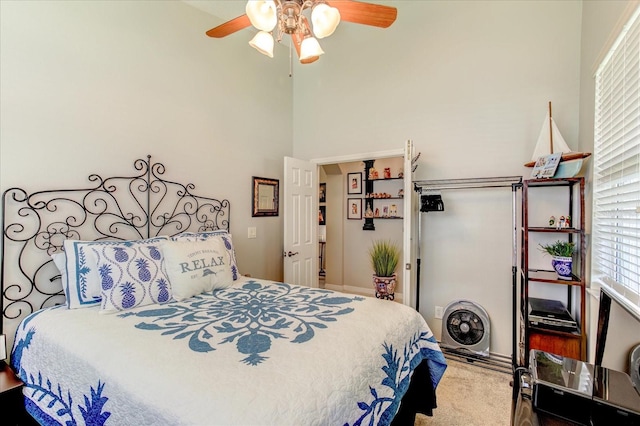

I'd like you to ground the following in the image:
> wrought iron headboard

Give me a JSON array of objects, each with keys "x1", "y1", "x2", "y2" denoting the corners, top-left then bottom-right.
[{"x1": 1, "y1": 155, "x2": 231, "y2": 339}]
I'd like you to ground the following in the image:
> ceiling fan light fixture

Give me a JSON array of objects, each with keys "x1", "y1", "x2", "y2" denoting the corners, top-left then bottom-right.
[
  {"x1": 299, "y1": 36, "x2": 324, "y2": 61},
  {"x1": 207, "y1": 0, "x2": 398, "y2": 65},
  {"x1": 246, "y1": 0, "x2": 278, "y2": 32},
  {"x1": 311, "y1": 3, "x2": 341, "y2": 39},
  {"x1": 249, "y1": 31, "x2": 275, "y2": 58}
]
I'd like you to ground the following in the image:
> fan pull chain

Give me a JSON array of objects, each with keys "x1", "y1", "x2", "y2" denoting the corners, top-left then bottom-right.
[{"x1": 289, "y1": 40, "x2": 293, "y2": 78}]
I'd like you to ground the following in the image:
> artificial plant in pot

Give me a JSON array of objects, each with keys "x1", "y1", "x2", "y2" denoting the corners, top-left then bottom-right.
[
  {"x1": 369, "y1": 240, "x2": 400, "y2": 300},
  {"x1": 539, "y1": 240, "x2": 575, "y2": 280}
]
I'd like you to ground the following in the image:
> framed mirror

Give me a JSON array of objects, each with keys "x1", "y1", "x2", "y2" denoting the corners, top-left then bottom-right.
[{"x1": 252, "y1": 176, "x2": 279, "y2": 217}]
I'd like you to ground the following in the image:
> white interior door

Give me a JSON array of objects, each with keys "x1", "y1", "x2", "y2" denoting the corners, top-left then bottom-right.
[
  {"x1": 283, "y1": 157, "x2": 318, "y2": 287},
  {"x1": 403, "y1": 140, "x2": 416, "y2": 308}
]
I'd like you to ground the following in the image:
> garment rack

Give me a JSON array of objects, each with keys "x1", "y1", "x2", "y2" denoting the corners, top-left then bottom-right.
[{"x1": 413, "y1": 175, "x2": 522, "y2": 371}]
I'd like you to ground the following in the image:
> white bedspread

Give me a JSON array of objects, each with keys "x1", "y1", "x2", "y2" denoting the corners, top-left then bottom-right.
[{"x1": 11, "y1": 277, "x2": 446, "y2": 426}]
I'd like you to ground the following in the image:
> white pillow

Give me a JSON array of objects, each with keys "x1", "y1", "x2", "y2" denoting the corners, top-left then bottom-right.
[
  {"x1": 58, "y1": 240, "x2": 103, "y2": 309},
  {"x1": 172, "y1": 231, "x2": 239, "y2": 280},
  {"x1": 51, "y1": 252, "x2": 88, "y2": 308},
  {"x1": 161, "y1": 239, "x2": 234, "y2": 301}
]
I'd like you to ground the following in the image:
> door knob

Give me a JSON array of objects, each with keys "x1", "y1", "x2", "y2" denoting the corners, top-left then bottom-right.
[{"x1": 286, "y1": 251, "x2": 299, "y2": 257}]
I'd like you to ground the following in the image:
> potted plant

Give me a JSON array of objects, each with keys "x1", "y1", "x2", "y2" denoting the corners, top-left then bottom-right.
[
  {"x1": 539, "y1": 240, "x2": 575, "y2": 280},
  {"x1": 369, "y1": 240, "x2": 400, "y2": 299}
]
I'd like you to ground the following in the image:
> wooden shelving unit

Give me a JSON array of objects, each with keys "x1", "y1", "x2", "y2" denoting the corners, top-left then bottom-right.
[{"x1": 519, "y1": 177, "x2": 586, "y2": 365}]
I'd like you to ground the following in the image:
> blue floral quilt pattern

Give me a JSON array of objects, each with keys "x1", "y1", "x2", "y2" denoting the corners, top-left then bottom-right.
[
  {"x1": 12, "y1": 309, "x2": 112, "y2": 426},
  {"x1": 347, "y1": 331, "x2": 447, "y2": 426},
  {"x1": 9, "y1": 278, "x2": 446, "y2": 425},
  {"x1": 120, "y1": 280, "x2": 364, "y2": 365}
]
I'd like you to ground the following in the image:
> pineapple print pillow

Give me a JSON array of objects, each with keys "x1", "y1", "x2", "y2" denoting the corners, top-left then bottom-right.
[
  {"x1": 60, "y1": 237, "x2": 172, "y2": 311},
  {"x1": 161, "y1": 238, "x2": 235, "y2": 301},
  {"x1": 95, "y1": 239, "x2": 173, "y2": 313}
]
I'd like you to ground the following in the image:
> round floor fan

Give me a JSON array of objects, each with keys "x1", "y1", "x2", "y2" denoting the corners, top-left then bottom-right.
[
  {"x1": 630, "y1": 344, "x2": 640, "y2": 391},
  {"x1": 205, "y1": 1, "x2": 397, "y2": 64},
  {"x1": 441, "y1": 300, "x2": 490, "y2": 357}
]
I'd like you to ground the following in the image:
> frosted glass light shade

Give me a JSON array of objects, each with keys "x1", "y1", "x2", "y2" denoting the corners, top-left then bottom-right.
[
  {"x1": 300, "y1": 36, "x2": 324, "y2": 61},
  {"x1": 246, "y1": 0, "x2": 277, "y2": 32},
  {"x1": 249, "y1": 31, "x2": 274, "y2": 58},
  {"x1": 311, "y1": 3, "x2": 340, "y2": 39}
]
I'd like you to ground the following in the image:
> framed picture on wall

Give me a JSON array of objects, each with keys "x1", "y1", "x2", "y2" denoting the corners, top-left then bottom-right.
[
  {"x1": 347, "y1": 172, "x2": 362, "y2": 194},
  {"x1": 319, "y1": 183, "x2": 326, "y2": 203},
  {"x1": 319, "y1": 206, "x2": 326, "y2": 225},
  {"x1": 252, "y1": 176, "x2": 279, "y2": 217},
  {"x1": 347, "y1": 198, "x2": 362, "y2": 220}
]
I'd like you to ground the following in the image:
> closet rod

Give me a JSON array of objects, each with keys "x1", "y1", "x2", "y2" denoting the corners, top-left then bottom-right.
[{"x1": 414, "y1": 175, "x2": 522, "y2": 191}]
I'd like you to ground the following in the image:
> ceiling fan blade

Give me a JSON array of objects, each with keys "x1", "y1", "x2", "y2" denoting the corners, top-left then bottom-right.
[
  {"x1": 206, "y1": 15, "x2": 251, "y2": 38},
  {"x1": 328, "y1": 0, "x2": 397, "y2": 28},
  {"x1": 291, "y1": 17, "x2": 320, "y2": 64}
]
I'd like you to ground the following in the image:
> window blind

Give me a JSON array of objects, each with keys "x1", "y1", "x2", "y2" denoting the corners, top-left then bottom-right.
[{"x1": 592, "y1": 5, "x2": 640, "y2": 318}]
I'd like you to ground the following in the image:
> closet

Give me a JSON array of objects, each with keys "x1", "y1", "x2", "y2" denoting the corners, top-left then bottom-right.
[
  {"x1": 413, "y1": 176, "x2": 522, "y2": 368},
  {"x1": 319, "y1": 157, "x2": 404, "y2": 297}
]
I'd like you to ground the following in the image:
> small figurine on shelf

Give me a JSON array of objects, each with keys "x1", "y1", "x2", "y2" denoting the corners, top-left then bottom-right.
[
  {"x1": 398, "y1": 189, "x2": 404, "y2": 198},
  {"x1": 384, "y1": 168, "x2": 391, "y2": 179},
  {"x1": 557, "y1": 216, "x2": 566, "y2": 229},
  {"x1": 389, "y1": 204, "x2": 398, "y2": 217},
  {"x1": 369, "y1": 168, "x2": 379, "y2": 180},
  {"x1": 564, "y1": 215, "x2": 571, "y2": 228},
  {"x1": 549, "y1": 216, "x2": 556, "y2": 227},
  {"x1": 365, "y1": 206, "x2": 374, "y2": 218},
  {"x1": 374, "y1": 207, "x2": 380, "y2": 218}
]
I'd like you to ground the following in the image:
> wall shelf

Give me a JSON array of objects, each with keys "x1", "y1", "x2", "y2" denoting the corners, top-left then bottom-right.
[
  {"x1": 365, "y1": 217, "x2": 403, "y2": 220},
  {"x1": 362, "y1": 160, "x2": 404, "y2": 231}
]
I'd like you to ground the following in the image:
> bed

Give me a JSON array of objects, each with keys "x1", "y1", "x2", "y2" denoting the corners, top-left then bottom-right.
[{"x1": 1, "y1": 156, "x2": 447, "y2": 425}]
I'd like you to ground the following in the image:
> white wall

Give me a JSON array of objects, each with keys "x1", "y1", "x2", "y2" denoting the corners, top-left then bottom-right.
[
  {"x1": 0, "y1": 0, "x2": 293, "y2": 280},
  {"x1": 579, "y1": 0, "x2": 640, "y2": 371},
  {"x1": 293, "y1": 1, "x2": 582, "y2": 172},
  {"x1": 293, "y1": 1, "x2": 583, "y2": 357}
]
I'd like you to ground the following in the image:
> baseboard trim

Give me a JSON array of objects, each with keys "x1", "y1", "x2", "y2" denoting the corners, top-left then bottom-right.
[{"x1": 324, "y1": 283, "x2": 403, "y2": 302}]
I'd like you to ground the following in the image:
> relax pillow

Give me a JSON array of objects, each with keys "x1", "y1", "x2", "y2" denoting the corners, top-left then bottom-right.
[
  {"x1": 172, "y1": 231, "x2": 239, "y2": 280},
  {"x1": 61, "y1": 237, "x2": 172, "y2": 311},
  {"x1": 161, "y1": 239, "x2": 234, "y2": 301}
]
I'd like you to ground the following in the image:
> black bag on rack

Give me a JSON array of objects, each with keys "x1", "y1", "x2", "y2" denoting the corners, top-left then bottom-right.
[{"x1": 421, "y1": 194, "x2": 444, "y2": 212}]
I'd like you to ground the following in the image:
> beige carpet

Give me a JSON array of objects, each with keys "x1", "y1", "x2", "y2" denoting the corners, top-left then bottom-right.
[{"x1": 415, "y1": 359, "x2": 512, "y2": 426}]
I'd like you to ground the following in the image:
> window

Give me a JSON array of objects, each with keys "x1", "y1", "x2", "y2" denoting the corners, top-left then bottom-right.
[{"x1": 592, "y1": 6, "x2": 640, "y2": 318}]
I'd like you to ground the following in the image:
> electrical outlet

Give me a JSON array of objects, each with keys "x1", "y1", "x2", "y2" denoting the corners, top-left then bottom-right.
[
  {"x1": 247, "y1": 227, "x2": 257, "y2": 239},
  {"x1": 434, "y1": 306, "x2": 444, "y2": 319}
]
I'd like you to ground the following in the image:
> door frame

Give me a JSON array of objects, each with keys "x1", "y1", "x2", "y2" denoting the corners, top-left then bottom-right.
[{"x1": 311, "y1": 147, "x2": 414, "y2": 308}]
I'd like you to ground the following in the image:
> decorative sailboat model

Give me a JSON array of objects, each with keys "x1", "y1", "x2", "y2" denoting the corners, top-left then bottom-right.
[{"x1": 524, "y1": 102, "x2": 591, "y2": 168}]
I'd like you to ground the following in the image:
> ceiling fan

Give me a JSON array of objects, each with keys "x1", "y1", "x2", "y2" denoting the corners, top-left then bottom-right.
[{"x1": 206, "y1": 0, "x2": 397, "y2": 64}]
